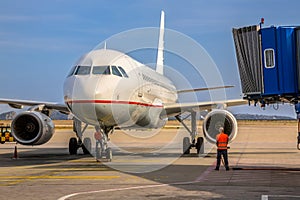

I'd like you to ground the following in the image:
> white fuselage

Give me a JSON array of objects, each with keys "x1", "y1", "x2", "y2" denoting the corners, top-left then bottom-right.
[{"x1": 63, "y1": 49, "x2": 177, "y2": 128}]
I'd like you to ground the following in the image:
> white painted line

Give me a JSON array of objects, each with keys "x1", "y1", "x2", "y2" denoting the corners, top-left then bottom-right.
[
  {"x1": 58, "y1": 162, "x2": 215, "y2": 200},
  {"x1": 261, "y1": 195, "x2": 300, "y2": 200},
  {"x1": 58, "y1": 180, "x2": 197, "y2": 200},
  {"x1": 261, "y1": 195, "x2": 268, "y2": 200},
  {"x1": 195, "y1": 164, "x2": 215, "y2": 181}
]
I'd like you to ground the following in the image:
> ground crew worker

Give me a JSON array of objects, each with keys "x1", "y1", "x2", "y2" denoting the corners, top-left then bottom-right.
[
  {"x1": 215, "y1": 127, "x2": 229, "y2": 171},
  {"x1": 94, "y1": 126, "x2": 104, "y2": 160}
]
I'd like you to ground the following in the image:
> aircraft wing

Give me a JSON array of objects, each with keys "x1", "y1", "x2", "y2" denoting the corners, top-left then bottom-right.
[
  {"x1": 177, "y1": 85, "x2": 234, "y2": 94},
  {"x1": 0, "y1": 98, "x2": 69, "y2": 114},
  {"x1": 163, "y1": 99, "x2": 248, "y2": 116}
]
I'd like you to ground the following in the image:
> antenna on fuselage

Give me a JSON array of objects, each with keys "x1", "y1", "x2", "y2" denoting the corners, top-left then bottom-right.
[
  {"x1": 156, "y1": 10, "x2": 165, "y2": 75},
  {"x1": 104, "y1": 41, "x2": 107, "y2": 50}
]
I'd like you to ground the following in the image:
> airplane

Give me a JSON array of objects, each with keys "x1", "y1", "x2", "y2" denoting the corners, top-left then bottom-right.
[{"x1": 0, "y1": 11, "x2": 247, "y2": 160}]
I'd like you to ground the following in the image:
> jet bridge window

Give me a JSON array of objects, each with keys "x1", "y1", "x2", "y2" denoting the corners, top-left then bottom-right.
[
  {"x1": 118, "y1": 66, "x2": 129, "y2": 78},
  {"x1": 264, "y1": 49, "x2": 275, "y2": 68},
  {"x1": 111, "y1": 66, "x2": 122, "y2": 77},
  {"x1": 92, "y1": 66, "x2": 111, "y2": 75},
  {"x1": 74, "y1": 66, "x2": 91, "y2": 75}
]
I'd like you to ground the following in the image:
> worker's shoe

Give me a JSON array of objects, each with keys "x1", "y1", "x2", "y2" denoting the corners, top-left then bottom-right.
[
  {"x1": 226, "y1": 167, "x2": 230, "y2": 171},
  {"x1": 214, "y1": 168, "x2": 219, "y2": 171}
]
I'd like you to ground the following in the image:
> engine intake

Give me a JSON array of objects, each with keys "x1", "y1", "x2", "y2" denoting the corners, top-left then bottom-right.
[
  {"x1": 202, "y1": 109, "x2": 238, "y2": 144},
  {"x1": 12, "y1": 111, "x2": 55, "y2": 145}
]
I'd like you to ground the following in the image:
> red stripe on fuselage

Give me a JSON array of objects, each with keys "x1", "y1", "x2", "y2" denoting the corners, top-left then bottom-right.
[{"x1": 66, "y1": 100, "x2": 163, "y2": 108}]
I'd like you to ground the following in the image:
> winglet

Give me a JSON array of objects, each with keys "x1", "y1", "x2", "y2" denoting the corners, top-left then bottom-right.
[{"x1": 156, "y1": 10, "x2": 165, "y2": 75}]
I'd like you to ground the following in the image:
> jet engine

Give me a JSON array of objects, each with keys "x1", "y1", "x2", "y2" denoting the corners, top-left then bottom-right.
[
  {"x1": 11, "y1": 111, "x2": 55, "y2": 145},
  {"x1": 202, "y1": 109, "x2": 238, "y2": 144}
]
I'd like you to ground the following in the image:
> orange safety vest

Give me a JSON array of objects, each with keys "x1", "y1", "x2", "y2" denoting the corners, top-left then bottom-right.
[{"x1": 216, "y1": 132, "x2": 228, "y2": 150}]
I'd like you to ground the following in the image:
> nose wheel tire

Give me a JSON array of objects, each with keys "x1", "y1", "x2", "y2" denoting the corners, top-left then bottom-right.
[
  {"x1": 106, "y1": 147, "x2": 112, "y2": 161},
  {"x1": 82, "y1": 138, "x2": 92, "y2": 155},
  {"x1": 69, "y1": 137, "x2": 78, "y2": 155}
]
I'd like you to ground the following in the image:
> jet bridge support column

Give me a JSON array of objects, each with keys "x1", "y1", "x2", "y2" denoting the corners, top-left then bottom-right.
[{"x1": 295, "y1": 103, "x2": 300, "y2": 150}]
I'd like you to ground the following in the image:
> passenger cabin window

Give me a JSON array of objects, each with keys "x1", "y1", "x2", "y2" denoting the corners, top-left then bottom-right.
[
  {"x1": 118, "y1": 66, "x2": 129, "y2": 78},
  {"x1": 74, "y1": 66, "x2": 91, "y2": 75},
  {"x1": 92, "y1": 66, "x2": 111, "y2": 75},
  {"x1": 264, "y1": 49, "x2": 275, "y2": 68},
  {"x1": 111, "y1": 66, "x2": 122, "y2": 77}
]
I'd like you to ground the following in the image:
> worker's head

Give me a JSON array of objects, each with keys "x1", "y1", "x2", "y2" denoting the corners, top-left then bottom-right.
[
  {"x1": 95, "y1": 126, "x2": 101, "y2": 132},
  {"x1": 219, "y1": 127, "x2": 224, "y2": 133}
]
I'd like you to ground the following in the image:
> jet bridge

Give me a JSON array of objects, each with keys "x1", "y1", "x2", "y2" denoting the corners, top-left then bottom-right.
[
  {"x1": 233, "y1": 23, "x2": 300, "y2": 149},
  {"x1": 233, "y1": 24, "x2": 300, "y2": 104}
]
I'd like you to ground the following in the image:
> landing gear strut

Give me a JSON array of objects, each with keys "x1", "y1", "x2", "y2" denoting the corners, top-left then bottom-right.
[
  {"x1": 68, "y1": 118, "x2": 114, "y2": 161},
  {"x1": 68, "y1": 118, "x2": 91, "y2": 155},
  {"x1": 95, "y1": 126, "x2": 114, "y2": 161},
  {"x1": 176, "y1": 111, "x2": 204, "y2": 155}
]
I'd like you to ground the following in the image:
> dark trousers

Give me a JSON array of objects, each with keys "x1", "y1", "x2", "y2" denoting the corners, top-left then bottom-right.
[{"x1": 216, "y1": 149, "x2": 229, "y2": 169}]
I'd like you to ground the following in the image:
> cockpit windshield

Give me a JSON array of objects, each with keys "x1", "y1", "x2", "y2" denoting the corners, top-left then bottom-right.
[
  {"x1": 67, "y1": 65, "x2": 129, "y2": 78},
  {"x1": 74, "y1": 66, "x2": 91, "y2": 75},
  {"x1": 111, "y1": 66, "x2": 122, "y2": 77},
  {"x1": 118, "y1": 66, "x2": 129, "y2": 78},
  {"x1": 92, "y1": 66, "x2": 129, "y2": 78},
  {"x1": 67, "y1": 66, "x2": 77, "y2": 77},
  {"x1": 92, "y1": 66, "x2": 111, "y2": 75}
]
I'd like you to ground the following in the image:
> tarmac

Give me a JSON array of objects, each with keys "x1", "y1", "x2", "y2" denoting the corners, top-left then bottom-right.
[{"x1": 0, "y1": 121, "x2": 300, "y2": 200}]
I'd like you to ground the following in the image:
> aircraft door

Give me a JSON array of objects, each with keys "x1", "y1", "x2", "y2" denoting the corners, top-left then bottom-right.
[{"x1": 261, "y1": 27, "x2": 280, "y2": 95}]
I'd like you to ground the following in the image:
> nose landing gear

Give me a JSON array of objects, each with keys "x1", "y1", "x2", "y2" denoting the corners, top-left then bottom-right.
[
  {"x1": 68, "y1": 118, "x2": 114, "y2": 162},
  {"x1": 95, "y1": 126, "x2": 113, "y2": 162}
]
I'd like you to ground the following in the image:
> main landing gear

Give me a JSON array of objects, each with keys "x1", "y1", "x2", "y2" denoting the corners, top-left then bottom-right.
[{"x1": 176, "y1": 111, "x2": 204, "y2": 155}]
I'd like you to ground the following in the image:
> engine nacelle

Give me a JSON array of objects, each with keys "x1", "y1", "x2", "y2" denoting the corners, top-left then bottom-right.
[
  {"x1": 11, "y1": 111, "x2": 55, "y2": 145},
  {"x1": 202, "y1": 109, "x2": 238, "y2": 144}
]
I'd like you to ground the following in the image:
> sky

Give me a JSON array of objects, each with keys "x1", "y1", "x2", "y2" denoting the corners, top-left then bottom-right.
[{"x1": 0, "y1": 0, "x2": 299, "y2": 117}]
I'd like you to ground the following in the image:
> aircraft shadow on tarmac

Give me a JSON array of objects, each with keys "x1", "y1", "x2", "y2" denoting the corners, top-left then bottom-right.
[
  {"x1": 0, "y1": 148, "x2": 90, "y2": 167},
  {"x1": 1, "y1": 147, "x2": 300, "y2": 199}
]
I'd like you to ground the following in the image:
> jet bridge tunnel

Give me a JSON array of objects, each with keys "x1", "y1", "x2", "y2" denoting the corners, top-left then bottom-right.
[
  {"x1": 233, "y1": 24, "x2": 300, "y2": 104},
  {"x1": 232, "y1": 23, "x2": 300, "y2": 149}
]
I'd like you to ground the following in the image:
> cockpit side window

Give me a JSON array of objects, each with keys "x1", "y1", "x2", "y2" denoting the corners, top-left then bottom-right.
[
  {"x1": 67, "y1": 66, "x2": 77, "y2": 77},
  {"x1": 74, "y1": 66, "x2": 91, "y2": 75},
  {"x1": 92, "y1": 66, "x2": 111, "y2": 75},
  {"x1": 118, "y1": 66, "x2": 129, "y2": 78},
  {"x1": 111, "y1": 66, "x2": 122, "y2": 77}
]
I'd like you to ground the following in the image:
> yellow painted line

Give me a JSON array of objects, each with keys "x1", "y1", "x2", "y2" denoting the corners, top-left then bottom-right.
[
  {"x1": 0, "y1": 175, "x2": 120, "y2": 180},
  {"x1": 67, "y1": 160, "x2": 107, "y2": 163},
  {"x1": 29, "y1": 168, "x2": 111, "y2": 171},
  {"x1": 113, "y1": 159, "x2": 166, "y2": 163},
  {"x1": 0, "y1": 180, "x2": 24, "y2": 186}
]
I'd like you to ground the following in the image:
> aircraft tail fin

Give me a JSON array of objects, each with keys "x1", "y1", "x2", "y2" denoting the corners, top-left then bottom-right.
[{"x1": 156, "y1": 10, "x2": 165, "y2": 75}]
